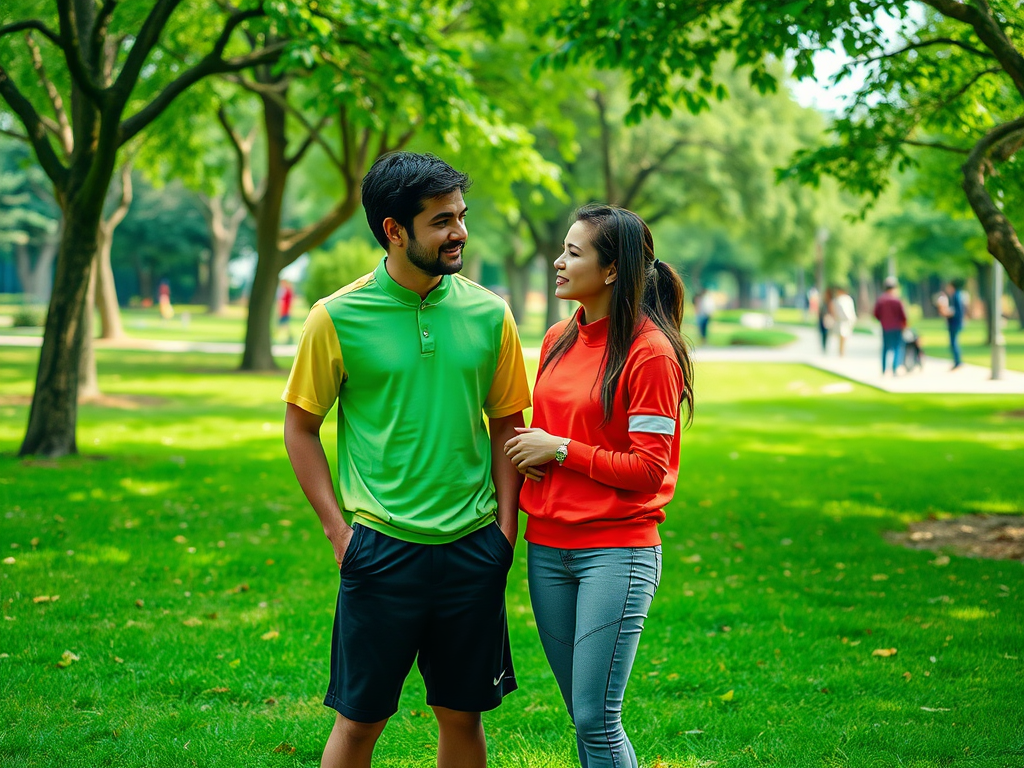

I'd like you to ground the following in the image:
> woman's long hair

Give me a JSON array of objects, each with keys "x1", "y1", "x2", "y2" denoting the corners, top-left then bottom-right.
[{"x1": 540, "y1": 204, "x2": 694, "y2": 425}]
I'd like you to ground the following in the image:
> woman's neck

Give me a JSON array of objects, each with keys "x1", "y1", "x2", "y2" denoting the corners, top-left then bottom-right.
[{"x1": 578, "y1": 295, "x2": 611, "y2": 325}]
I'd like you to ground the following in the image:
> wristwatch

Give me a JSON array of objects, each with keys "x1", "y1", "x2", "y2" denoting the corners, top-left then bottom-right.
[{"x1": 554, "y1": 439, "x2": 571, "y2": 466}]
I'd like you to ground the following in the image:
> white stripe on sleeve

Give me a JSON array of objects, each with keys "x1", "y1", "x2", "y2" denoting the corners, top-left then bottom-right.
[{"x1": 627, "y1": 414, "x2": 676, "y2": 435}]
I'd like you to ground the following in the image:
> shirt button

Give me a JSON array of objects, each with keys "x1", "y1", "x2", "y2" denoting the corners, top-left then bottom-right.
[{"x1": 422, "y1": 330, "x2": 429, "y2": 337}]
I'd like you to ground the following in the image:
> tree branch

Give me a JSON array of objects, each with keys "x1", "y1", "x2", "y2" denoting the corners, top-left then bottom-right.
[
  {"x1": 929, "y1": 67, "x2": 1003, "y2": 119},
  {"x1": 961, "y1": 116, "x2": 1024, "y2": 288},
  {"x1": 853, "y1": 36, "x2": 996, "y2": 67},
  {"x1": 286, "y1": 113, "x2": 332, "y2": 168},
  {"x1": 921, "y1": 0, "x2": 1024, "y2": 98},
  {"x1": 279, "y1": 193, "x2": 362, "y2": 265},
  {"x1": 104, "y1": 162, "x2": 134, "y2": 230},
  {"x1": 216, "y1": 106, "x2": 260, "y2": 215},
  {"x1": 0, "y1": 65, "x2": 69, "y2": 187},
  {"x1": 225, "y1": 73, "x2": 346, "y2": 170},
  {"x1": 26, "y1": 33, "x2": 74, "y2": 156},
  {"x1": 55, "y1": 0, "x2": 106, "y2": 103},
  {"x1": 0, "y1": 127, "x2": 29, "y2": 141},
  {"x1": 119, "y1": 41, "x2": 284, "y2": 146},
  {"x1": 110, "y1": 0, "x2": 184, "y2": 103},
  {"x1": 90, "y1": 0, "x2": 119, "y2": 75},
  {"x1": 900, "y1": 139, "x2": 970, "y2": 155},
  {"x1": 0, "y1": 20, "x2": 60, "y2": 45}
]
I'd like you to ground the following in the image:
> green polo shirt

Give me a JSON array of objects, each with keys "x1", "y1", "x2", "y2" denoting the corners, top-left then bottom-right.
[{"x1": 283, "y1": 257, "x2": 532, "y2": 544}]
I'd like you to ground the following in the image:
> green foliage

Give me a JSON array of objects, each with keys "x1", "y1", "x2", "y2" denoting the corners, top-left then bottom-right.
[
  {"x1": 540, "y1": 0, "x2": 1024, "y2": 287},
  {"x1": 11, "y1": 306, "x2": 44, "y2": 327},
  {"x1": 303, "y1": 238, "x2": 381, "y2": 304},
  {"x1": 0, "y1": 350, "x2": 1022, "y2": 766}
]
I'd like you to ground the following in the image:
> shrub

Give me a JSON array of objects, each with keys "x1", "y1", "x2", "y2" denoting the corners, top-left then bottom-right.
[
  {"x1": 304, "y1": 238, "x2": 381, "y2": 305},
  {"x1": 12, "y1": 307, "x2": 45, "y2": 327}
]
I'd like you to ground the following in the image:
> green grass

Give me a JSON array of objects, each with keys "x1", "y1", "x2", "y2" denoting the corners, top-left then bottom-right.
[{"x1": 1, "y1": 349, "x2": 1022, "y2": 767}]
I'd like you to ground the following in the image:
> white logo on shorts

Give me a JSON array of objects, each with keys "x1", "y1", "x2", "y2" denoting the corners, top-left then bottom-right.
[{"x1": 493, "y1": 669, "x2": 506, "y2": 686}]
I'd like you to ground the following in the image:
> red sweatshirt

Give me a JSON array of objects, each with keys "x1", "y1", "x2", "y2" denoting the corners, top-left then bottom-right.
[{"x1": 520, "y1": 310, "x2": 685, "y2": 549}]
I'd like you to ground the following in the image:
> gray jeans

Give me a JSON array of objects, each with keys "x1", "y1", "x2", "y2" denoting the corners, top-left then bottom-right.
[{"x1": 528, "y1": 542, "x2": 661, "y2": 768}]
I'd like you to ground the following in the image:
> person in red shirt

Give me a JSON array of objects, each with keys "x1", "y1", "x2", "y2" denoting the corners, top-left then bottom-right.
[
  {"x1": 277, "y1": 279, "x2": 295, "y2": 343},
  {"x1": 504, "y1": 204, "x2": 693, "y2": 768},
  {"x1": 872, "y1": 276, "x2": 908, "y2": 375}
]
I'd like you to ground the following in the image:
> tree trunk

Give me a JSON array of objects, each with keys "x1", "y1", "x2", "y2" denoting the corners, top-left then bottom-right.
[
  {"x1": 975, "y1": 259, "x2": 993, "y2": 345},
  {"x1": 857, "y1": 268, "x2": 872, "y2": 318},
  {"x1": 240, "y1": 247, "x2": 281, "y2": 370},
  {"x1": 14, "y1": 236, "x2": 59, "y2": 304},
  {"x1": 79, "y1": 259, "x2": 100, "y2": 401},
  {"x1": 240, "y1": 92, "x2": 289, "y2": 371},
  {"x1": 1008, "y1": 279, "x2": 1024, "y2": 330},
  {"x1": 20, "y1": 202, "x2": 105, "y2": 457},
  {"x1": 203, "y1": 193, "x2": 246, "y2": 315},
  {"x1": 94, "y1": 222, "x2": 124, "y2": 339},
  {"x1": 504, "y1": 252, "x2": 530, "y2": 323},
  {"x1": 735, "y1": 269, "x2": 753, "y2": 309}
]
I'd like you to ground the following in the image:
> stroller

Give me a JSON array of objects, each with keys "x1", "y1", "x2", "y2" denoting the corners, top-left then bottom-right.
[{"x1": 902, "y1": 328, "x2": 924, "y2": 371}]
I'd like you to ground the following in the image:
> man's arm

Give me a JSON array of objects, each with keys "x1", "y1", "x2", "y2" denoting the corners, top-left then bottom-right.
[
  {"x1": 284, "y1": 403, "x2": 352, "y2": 568},
  {"x1": 489, "y1": 412, "x2": 526, "y2": 547}
]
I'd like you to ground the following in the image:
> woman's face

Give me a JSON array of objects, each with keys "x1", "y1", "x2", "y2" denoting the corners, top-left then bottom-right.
[{"x1": 553, "y1": 220, "x2": 616, "y2": 304}]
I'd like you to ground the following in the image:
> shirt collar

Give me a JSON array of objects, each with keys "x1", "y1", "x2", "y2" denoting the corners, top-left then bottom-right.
[
  {"x1": 375, "y1": 257, "x2": 453, "y2": 307},
  {"x1": 575, "y1": 308, "x2": 609, "y2": 346}
]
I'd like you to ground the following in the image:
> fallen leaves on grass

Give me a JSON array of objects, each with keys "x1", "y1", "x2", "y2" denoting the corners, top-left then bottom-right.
[
  {"x1": 261, "y1": 630, "x2": 279, "y2": 641},
  {"x1": 717, "y1": 690, "x2": 734, "y2": 702},
  {"x1": 33, "y1": 595, "x2": 59, "y2": 603},
  {"x1": 173, "y1": 535, "x2": 187, "y2": 544},
  {"x1": 272, "y1": 743, "x2": 296, "y2": 754},
  {"x1": 182, "y1": 617, "x2": 203, "y2": 627},
  {"x1": 2, "y1": 557, "x2": 14, "y2": 565},
  {"x1": 872, "y1": 648, "x2": 898, "y2": 657},
  {"x1": 56, "y1": 650, "x2": 79, "y2": 668},
  {"x1": 921, "y1": 706, "x2": 951, "y2": 712}
]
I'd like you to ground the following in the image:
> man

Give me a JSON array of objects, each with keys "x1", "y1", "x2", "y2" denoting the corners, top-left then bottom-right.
[
  {"x1": 872, "y1": 276, "x2": 908, "y2": 375},
  {"x1": 282, "y1": 152, "x2": 531, "y2": 768},
  {"x1": 938, "y1": 279, "x2": 968, "y2": 370}
]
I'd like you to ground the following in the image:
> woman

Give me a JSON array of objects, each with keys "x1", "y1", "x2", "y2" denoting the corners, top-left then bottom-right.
[{"x1": 504, "y1": 204, "x2": 693, "y2": 767}]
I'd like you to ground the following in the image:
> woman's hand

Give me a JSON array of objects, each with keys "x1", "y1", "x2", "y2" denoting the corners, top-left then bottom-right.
[{"x1": 504, "y1": 427, "x2": 565, "y2": 480}]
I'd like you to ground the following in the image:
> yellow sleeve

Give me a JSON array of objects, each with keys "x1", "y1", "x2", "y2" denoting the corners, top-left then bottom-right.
[
  {"x1": 484, "y1": 303, "x2": 532, "y2": 419},
  {"x1": 281, "y1": 303, "x2": 344, "y2": 416}
]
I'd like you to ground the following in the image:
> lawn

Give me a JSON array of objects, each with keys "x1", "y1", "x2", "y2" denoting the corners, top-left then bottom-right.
[{"x1": 0, "y1": 348, "x2": 1022, "y2": 767}]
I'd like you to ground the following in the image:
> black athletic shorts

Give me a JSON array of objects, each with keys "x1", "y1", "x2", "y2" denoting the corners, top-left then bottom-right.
[{"x1": 324, "y1": 521, "x2": 518, "y2": 722}]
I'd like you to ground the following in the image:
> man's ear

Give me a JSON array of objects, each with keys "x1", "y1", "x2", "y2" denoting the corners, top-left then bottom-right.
[
  {"x1": 383, "y1": 217, "x2": 404, "y2": 248},
  {"x1": 604, "y1": 261, "x2": 618, "y2": 286}
]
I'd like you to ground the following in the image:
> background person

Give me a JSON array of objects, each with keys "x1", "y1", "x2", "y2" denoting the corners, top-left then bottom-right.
[
  {"x1": 938, "y1": 279, "x2": 968, "y2": 370},
  {"x1": 277, "y1": 278, "x2": 295, "y2": 343},
  {"x1": 830, "y1": 286, "x2": 856, "y2": 357},
  {"x1": 504, "y1": 204, "x2": 692, "y2": 768},
  {"x1": 872, "y1": 276, "x2": 908, "y2": 375}
]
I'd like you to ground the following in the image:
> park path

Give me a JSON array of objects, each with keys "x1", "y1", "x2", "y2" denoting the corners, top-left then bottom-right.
[
  {"x1": 2, "y1": 323, "x2": 1022, "y2": 394},
  {"x1": 692, "y1": 323, "x2": 1024, "y2": 395}
]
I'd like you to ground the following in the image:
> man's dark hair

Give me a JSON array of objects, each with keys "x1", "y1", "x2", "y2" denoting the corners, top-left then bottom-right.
[{"x1": 361, "y1": 152, "x2": 471, "y2": 250}]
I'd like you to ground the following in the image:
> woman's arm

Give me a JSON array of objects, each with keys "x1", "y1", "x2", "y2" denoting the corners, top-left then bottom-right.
[{"x1": 504, "y1": 427, "x2": 672, "y2": 493}]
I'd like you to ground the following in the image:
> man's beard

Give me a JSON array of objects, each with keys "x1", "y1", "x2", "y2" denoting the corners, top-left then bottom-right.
[{"x1": 407, "y1": 237, "x2": 464, "y2": 277}]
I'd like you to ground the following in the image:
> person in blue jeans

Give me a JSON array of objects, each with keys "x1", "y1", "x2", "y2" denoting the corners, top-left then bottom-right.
[
  {"x1": 505, "y1": 205, "x2": 693, "y2": 767},
  {"x1": 940, "y1": 280, "x2": 967, "y2": 369}
]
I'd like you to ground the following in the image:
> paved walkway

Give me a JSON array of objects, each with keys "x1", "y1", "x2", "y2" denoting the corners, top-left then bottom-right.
[
  {"x1": 694, "y1": 324, "x2": 1024, "y2": 395},
  {"x1": 3, "y1": 325, "x2": 1022, "y2": 395}
]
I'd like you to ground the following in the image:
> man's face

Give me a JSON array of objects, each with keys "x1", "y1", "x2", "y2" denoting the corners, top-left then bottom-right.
[{"x1": 405, "y1": 190, "x2": 468, "y2": 277}]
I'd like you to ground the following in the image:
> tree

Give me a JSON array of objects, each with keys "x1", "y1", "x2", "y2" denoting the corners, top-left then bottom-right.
[
  {"x1": 0, "y1": 139, "x2": 60, "y2": 303},
  {"x1": 216, "y1": 1, "x2": 558, "y2": 370},
  {"x1": 541, "y1": 0, "x2": 1024, "y2": 290},
  {"x1": 0, "y1": 1, "x2": 281, "y2": 457}
]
